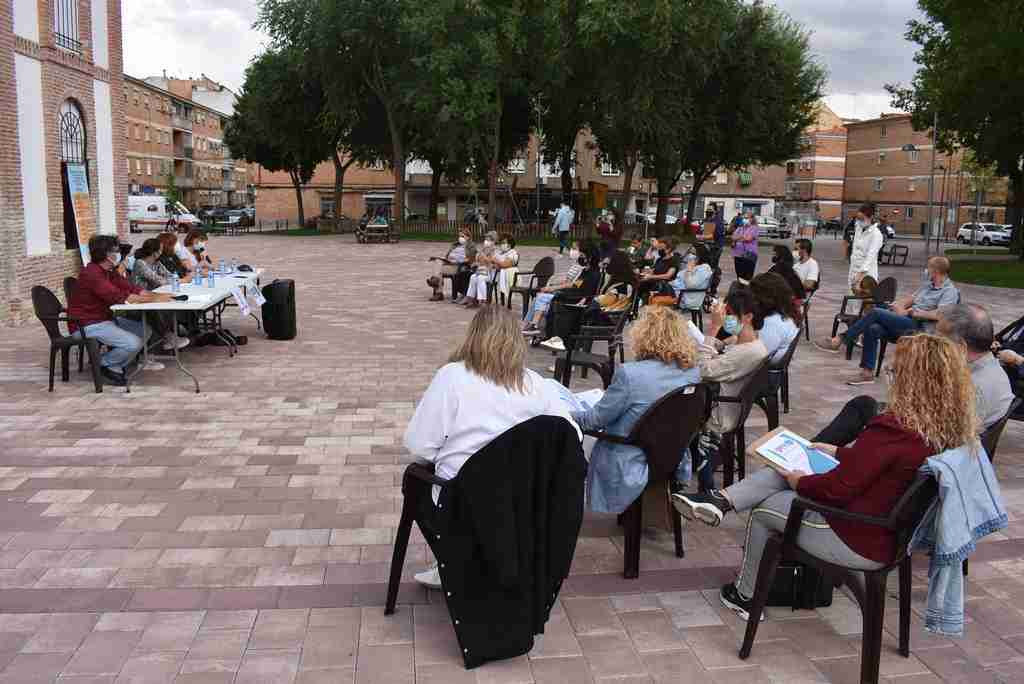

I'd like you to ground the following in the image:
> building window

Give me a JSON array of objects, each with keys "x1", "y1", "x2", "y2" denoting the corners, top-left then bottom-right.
[
  {"x1": 58, "y1": 99, "x2": 87, "y2": 248},
  {"x1": 714, "y1": 170, "x2": 728, "y2": 184},
  {"x1": 905, "y1": 207, "x2": 914, "y2": 219},
  {"x1": 880, "y1": 125, "x2": 888, "y2": 139},
  {"x1": 873, "y1": 178, "x2": 883, "y2": 192},
  {"x1": 600, "y1": 162, "x2": 620, "y2": 176},
  {"x1": 135, "y1": 125, "x2": 140, "y2": 140},
  {"x1": 786, "y1": 162, "x2": 795, "y2": 174},
  {"x1": 320, "y1": 197, "x2": 336, "y2": 217},
  {"x1": 908, "y1": 180, "x2": 917, "y2": 192},
  {"x1": 53, "y1": 0, "x2": 82, "y2": 53},
  {"x1": 126, "y1": 158, "x2": 130, "y2": 172},
  {"x1": 365, "y1": 160, "x2": 387, "y2": 171},
  {"x1": 507, "y1": 157, "x2": 526, "y2": 174},
  {"x1": 877, "y1": 151, "x2": 886, "y2": 165},
  {"x1": 144, "y1": 127, "x2": 150, "y2": 142},
  {"x1": 908, "y1": 149, "x2": 919, "y2": 163},
  {"x1": 145, "y1": 160, "x2": 152, "y2": 176}
]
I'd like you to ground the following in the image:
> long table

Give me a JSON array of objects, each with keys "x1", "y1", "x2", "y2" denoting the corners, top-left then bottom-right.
[{"x1": 110, "y1": 269, "x2": 264, "y2": 393}]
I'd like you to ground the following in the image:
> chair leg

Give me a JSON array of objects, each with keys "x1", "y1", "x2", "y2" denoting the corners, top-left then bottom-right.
[
  {"x1": 77, "y1": 345, "x2": 84, "y2": 372},
  {"x1": 899, "y1": 556, "x2": 912, "y2": 657},
  {"x1": 739, "y1": 535, "x2": 783, "y2": 659},
  {"x1": 85, "y1": 341, "x2": 103, "y2": 394},
  {"x1": 48, "y1": 346, "x2": 58, "y2": 392},
  {"x1": 962, "y1": 558, "x2": 968, "y2": 576},
  {"x1": 672, "y1": 506, "x2": 685, "y2": 558},
  {"x1": 781, "y1": 370, "x2": 790, "y2": 414},
  {"x1": 736, "y1": 427, "x2": 746, "y2": 482},
  {"x1": 860, "y1": 571, "x2": 887, "y2": 684},
  {"x1": 805, "y1": 312, "x2": 811, "y2": 341},
  {"x1": 60, "y1": 347, "x2": 71, "y2": 383},
  {"x1": 875, "y1": 341, "x2": 887, "y2": 378},
  {"x1": 384, "y1": 493, "x2": 417, "y2": 616},
  {"x1": 722, "y1": 433, "x2": 735, "y2": 488},
  {"x1": 622, "y1": 498, "x2": 642, "y2": 579}
]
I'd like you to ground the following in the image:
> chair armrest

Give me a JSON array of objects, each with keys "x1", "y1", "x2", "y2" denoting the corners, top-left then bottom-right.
[
  {"x1": 838, "y1": 295, "x2": 872, "y2": 317},
  {"x1": 583, "y1": 428, "x2": 633, "y2": 445},
  {"x1": 784, "y1": 496, "x2": 891, "y2": 547},
  {"x1": 715, "y1": 394, "x2": 742, "y2": 404},
  {"x1": 404, "y1": 463, "x2": 449, "y2": 487}
]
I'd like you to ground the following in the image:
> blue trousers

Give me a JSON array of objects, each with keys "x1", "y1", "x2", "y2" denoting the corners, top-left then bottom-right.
[
  {"x1": 74, "y1": 317, "x2": 148, "y2": 372},
  {"x1": 558, "y1": 230, "x2": 570, "y2": 253},
  {"x1": 844, "y1": 308, "x2": 919, "y2": 371}
]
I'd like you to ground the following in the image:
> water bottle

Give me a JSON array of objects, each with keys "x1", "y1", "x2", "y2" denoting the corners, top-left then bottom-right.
[
  {"x1": 218, "y1": 259, "x2": 225, "y2": 273},
  {"x1": 231, "y1": 257, "x2": 238, "y2": 272},
  {"x1": 208, "y1": 271, "x2": 216, "y2": 288},
  {"x1": 171, "y1": 274, "x2": 180, "y2": 293},
  {"x1": 194, "y1": 272, "x2": 203, "y2": 287}
]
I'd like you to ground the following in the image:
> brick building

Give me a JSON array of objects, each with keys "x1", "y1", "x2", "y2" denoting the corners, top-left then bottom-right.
[
  {"x1": 781, "y1": 104, "x2": 848, "y2": 223},
  {"x1": 124, "y1": 75, "x2": 249, "y2": 209},
  {"x1": 843, "y1": 113, "x2": 1009, "y2": 237},
  {"x1": 1, "y1": 0, "x2": 126, "y2": 325}
]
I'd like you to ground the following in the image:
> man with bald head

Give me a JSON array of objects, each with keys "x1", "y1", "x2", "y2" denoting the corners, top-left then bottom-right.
[{"x1": 817, "y1": 256, "x2": 960, "y2": 385}]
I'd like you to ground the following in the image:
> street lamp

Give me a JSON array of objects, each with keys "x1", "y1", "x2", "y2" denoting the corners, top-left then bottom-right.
[{"x1": 901, "y1": 111, "x2": 940, "y2": 255}]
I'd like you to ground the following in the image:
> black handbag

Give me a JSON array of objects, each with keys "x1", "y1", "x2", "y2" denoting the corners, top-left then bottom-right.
[{"x1": 765, "y1": 561, "x2": 834, "y2": 610}]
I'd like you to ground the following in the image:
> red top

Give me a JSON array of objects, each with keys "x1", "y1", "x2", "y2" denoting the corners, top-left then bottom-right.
[
  {"x1": 796, "y1": 413, "x2": 933, "y2": 564},
  {"x1": 66, "y1": 262, "x2": 142, "y2": 332}
]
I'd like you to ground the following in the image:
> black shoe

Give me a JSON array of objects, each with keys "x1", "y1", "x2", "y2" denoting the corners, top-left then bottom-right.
[
  {"x1": 720, "y1": 582, "x2": 764, "y2": 622},
  {"x1": 671, "y1": 490, "x2": 732, "y2": 527},
  {"x1": 100, "y1": 367, "x2": 127, "y2": 387}
]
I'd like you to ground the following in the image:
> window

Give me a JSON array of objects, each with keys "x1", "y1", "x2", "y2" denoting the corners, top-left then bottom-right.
[
  {"x1": 135, "y1": 125, "x2": 140, "y2": 140},
  {"x1": 714, "y1": 170, "x2": 728, "y2": 184},
  {"x1": 135, "y1": 159, "x2": 141, "y2": 172},
  {"x1": 873, "y1": 178, "x2": 883, "y2": 192},
  {"x1": 786, "y1": 162, "x2": 795, "y2": 174},
  {"x1": 877, "y1": 151, "x2": 886, "y2": 165},
  {"x1": 144, "y1": 127, "x2": 150, "y2": 142},
  {"x1": 507, "y1": 157, "x2": 526, "y2": 174},
  {"x1": 145, "y1": 160, "x2": 151, "y2": 176},
  {"x1": 908, "y1": 149, "x2": 919, "y2": 163},
  {"x1": 880, "y1": 125, "x2": 888, "y2": 139},
  {"x1": 908, "y1": 179, "x2": 917, "y2": 192},
  {"x1": 58, "y1": 100, "x2": 88, "y2": 248},
  {"x1": 600, "y1": 162, "x2": 620, "y2": 176},
  {"x1": 125, "y1": 158, "x2": 130, "y2": 172},
  {"x1": 799, "y1": 160, "x2": 811, "y2": 171},
  {"x1": 53, "y1": 0, "x2": 82, "y2": 53},
  {"x1": 365, "y1": 160, "x2": 387, "y2": 171},
  {"x1": 320, "y1": 197, "x2": 336, "y2": 217},
  {"x1": 905, "y1": 207, "x2": 914, "y2": 219}
]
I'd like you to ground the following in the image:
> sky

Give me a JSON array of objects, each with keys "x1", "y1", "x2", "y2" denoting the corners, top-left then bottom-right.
[{"x1": 122, "y1": 0, "x2": 924, "y2": 120}]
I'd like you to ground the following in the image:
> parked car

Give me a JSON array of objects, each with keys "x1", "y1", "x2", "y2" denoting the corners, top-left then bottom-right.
[
  {"x1": 758, "y1": 216, "x2": 791, "y2": 239},
  {"x1": 957, "y1": 222, "x2": 1012, "y2": 246},
  {"x1": 624, "y1": 211, "x2": 677, "y2": 225},
  {"x1": 128, "y1": 196, "x2": 201, "y2": 232}
]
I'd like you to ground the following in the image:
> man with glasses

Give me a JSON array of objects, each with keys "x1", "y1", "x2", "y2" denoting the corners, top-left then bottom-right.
[{"x1": 67, "y1": 235, "x2": 174, "y2": 386}]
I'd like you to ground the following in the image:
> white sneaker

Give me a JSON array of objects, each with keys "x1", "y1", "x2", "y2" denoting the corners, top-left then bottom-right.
[
  {"x1": 163, "y1": 335, "x2": 190, "y2": 350},
  {"x1": 540, "y1": 337, "x2": 566, "y2": 352},
  {"x1": 414, "y1": 565, "x2": 442, "y2": 589},
  {"x1": 142, "y1": 360, "x2": 165, "y2": 371}
]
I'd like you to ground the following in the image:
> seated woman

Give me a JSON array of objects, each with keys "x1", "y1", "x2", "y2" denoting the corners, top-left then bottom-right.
[
  {"x1": 158, "y1": 233, "x2": 190, "y2": 279},
  {"x1": 749, "y1": 272, "x2": 800, "y2": 364},
  {"x1": 672, "y1": 243, "x2": 714, "y2": 313},
  {"x1": 767, "y1": 244, "x2": 807, "y2": 311},
  {"x1": 573, "y1": 306, "x2": 701, "y2": 513},
  {"x1": 427, "y1": 228, "x2": 475, "y2": 301},
  {"x1": 522, "y1": 240, "x2": 585, "y2": 335},
  {"x1": 536, "y1": 243, "x2": 604, "y2": 352},
  {"x1": 460, "y1": 230, "x2": 498, "y2": 307},
  {"x1": 637, "y1": 236, "x2": 682, "y2": 302},
  {"x1": 177, "y1": 229, "x2": 213, "y2": 275},
  {"x1": 493, "y1": 235, "x2": 521, "y2": 304},
  {"x1": 673, "y1": 334, "x2": 976, "y2": 622},
  {"x1": 129, "y1": 238, "x2": 190, "y2": 352},
  {"x1": 403, "y1": 306, "x2": 581, "y2": 588}
]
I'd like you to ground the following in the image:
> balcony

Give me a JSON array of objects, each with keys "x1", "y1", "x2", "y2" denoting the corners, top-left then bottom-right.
[
  {"x1": 171, "y1": 115, "x2": 193, "y2": 131},
  {"x1": 174, "y1": 175, "x2": 194, "y2": 188},
  {"x1": 173, "y1": 146, "x2": 193, "y2": 160},
  {"x1": 222, "y1": 158, "x2": 236, "y2": 170},
  {"x1": 222, "y1": 180, "x2": 236, "y2": 192}
]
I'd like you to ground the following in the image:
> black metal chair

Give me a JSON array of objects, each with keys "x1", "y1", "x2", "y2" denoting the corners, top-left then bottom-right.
[
  {"x1": 831, "y1": 276, "x2": 897, "y2": 340},
  {"x1": 552, "y1": 286, "x2": 636, "y2": 388},
  {"x1": 31, "y1": 286, "x2": 103, "y2": 394},
  {"x1": 754, "y1": 333, "x2": 802, "y2": 426},
  {"x1": 739, "y1": 474, "x2": 939, "y2": 684},
  {"x1": 715, "y1": 360, "x2": 774, "y2": 487},
  {"x1": 802, "y1": 280, "x2": 819, "y2": 342},
  {"x1": 873, "y1": 289, "x2": 961, "y2": 377},
  {"x1": 676, "y1": 286, "x2": 708, "y2": 331},
  {"x1": 584, "y1": 384, "x2": 711, "y2": 578},
  {"x1": 508, "y1": 257, "x2": 555, "y2": 317}
]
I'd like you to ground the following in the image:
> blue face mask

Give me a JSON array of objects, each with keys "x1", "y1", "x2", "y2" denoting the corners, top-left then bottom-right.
[{"x1": 723, "y1": 315, "x2": 742, "y2": 336}]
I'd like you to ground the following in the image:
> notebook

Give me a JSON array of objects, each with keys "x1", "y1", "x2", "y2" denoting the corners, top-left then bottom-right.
[{"x1": 749, "y1": 427, "x2": 839, "y2": 475}]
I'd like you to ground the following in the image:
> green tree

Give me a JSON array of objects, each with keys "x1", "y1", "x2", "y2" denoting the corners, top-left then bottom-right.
[
  {"x1": 224, "y1": 48, "x2": 332, "y2": 226},
  {"x1": 164, "y1": 172, "x2": 182, "y2": 207},
  {"x1": 886, "y1": 0, "x2": 1024, "y2": 250}
]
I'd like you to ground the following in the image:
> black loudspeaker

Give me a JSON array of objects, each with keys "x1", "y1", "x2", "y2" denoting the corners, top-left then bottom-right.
[{"x1": 261, "y1": 279, "x2": 296, "y2": 340}]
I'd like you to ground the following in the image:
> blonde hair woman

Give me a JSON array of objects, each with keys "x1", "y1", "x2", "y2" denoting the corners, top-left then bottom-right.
[
  {"x1": 674, "y1": 334, "x2": 977, "y2": 621},
  {"x1": 573, "y1": 306, "x2": 701, "y2": 514},
  {"x1": 403, "y1": 306, "x2": 580, "y2": 588}
]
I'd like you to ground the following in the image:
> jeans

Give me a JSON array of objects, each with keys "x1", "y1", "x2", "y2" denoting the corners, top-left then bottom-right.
[
  {"x1": 726, "y1": 468, "x2": 883, "y2": 598},
  {"x1": 74, "y1": 317, "x2": 148, "y2": 372},
  {"x1": 812, "y1": 396, "x2": 880, "y2": 447},
  {"x1": 844, "y1": 308, "x2": 919, "y2": 371},
  {"x1": 558, "y1": 230, "x2": 570, "y2": 253}
]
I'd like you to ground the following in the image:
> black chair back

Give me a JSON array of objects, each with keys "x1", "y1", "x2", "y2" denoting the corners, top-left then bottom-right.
[
  {"x1": 769, "y1": 331, "x2": 801, "y2": 372},
  {"x1": 63, "y1": 276, "x2": 78, "y2": 304},
  {"x1": 981, "y1": 397, "x2": 1021, "y2": 461},
  {"x1": 874, "y1": 276, "x2": 898, "y2": 304},
  {"x1": 32, "y1": 286, "x2": 66, "y2": 341},
  {"x1": 626, "y1": 384, "x2": 710, "y2": 480},
  {"x1": 534, "y1": 256, "x2": 556, "y2": 287},
  {"x1": 887, "y1": 474, "x2": 940, "y2": 560},
  {"x1": 731, "y1": 360, "x2": 775, "y2": 431}
]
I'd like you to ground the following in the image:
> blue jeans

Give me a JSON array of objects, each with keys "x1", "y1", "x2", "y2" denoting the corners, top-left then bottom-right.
[
  {"x1": 74, "y1": 317, "x2": 148, "y2": 372},
  {"x1": 558, "y1": 230, "x2": 570, "y2": 253},
  {"x1": 844, "y1": 308, "x2": 919, "y2": 371}
]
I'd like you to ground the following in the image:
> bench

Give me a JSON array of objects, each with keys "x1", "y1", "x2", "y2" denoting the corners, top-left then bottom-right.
[{"x1": 877, "y1": 243, "x2": 909, "y2": 266}]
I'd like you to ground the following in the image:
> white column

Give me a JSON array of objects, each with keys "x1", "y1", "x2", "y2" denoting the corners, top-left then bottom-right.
[
  {"x1": 13, "y1": 0, "x2": 39, "y2": 41},
  {"x1": 15, "y1": 54, "x2": 50, "y2": 256},
  {"x1": 92, "y1": 80, "x2": 116, "y2": 235},
  {"x1": 90, "y1": 0, "x2": 110, "y2": 69}
]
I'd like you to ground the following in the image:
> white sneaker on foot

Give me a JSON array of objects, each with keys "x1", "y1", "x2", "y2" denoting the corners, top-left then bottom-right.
[
  {"x1": 142, "y1": 360, "x2": 165, "y2": 371},
  {"x1": 540, "y1": 336, "x2": 566, "y2": 352},
  {"x1": 163, "y1": 335, "x2": 190, "y2": 350},
  {"x1": 414, "y1": 565, "x2": 442, "y2": 589}
]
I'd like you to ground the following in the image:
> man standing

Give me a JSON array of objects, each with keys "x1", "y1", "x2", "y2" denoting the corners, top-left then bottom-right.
[
  {"x1": 847, "y1": 203, "x2": 884, "y2": 294},
  {"x1": 817, "y1": 256, "x2": 960, "y2": 385},
  {"x1": 67, "y1": 235, "x2": 175, "y2": 386},
  {"x1": 552, "y1": 199, "x2": 574, "y2": 256}
]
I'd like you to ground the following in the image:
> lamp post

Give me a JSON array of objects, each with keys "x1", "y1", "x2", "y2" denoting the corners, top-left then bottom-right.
[{"x1": 902, "y1": 113, "x2": 939, "y2": 255}]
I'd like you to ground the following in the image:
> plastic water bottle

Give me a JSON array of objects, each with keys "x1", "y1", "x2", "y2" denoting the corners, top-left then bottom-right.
[
  {"x1": 208, "y1": 271, "x2": 216, "y2": 288},
  {"x1": 231, "y1": 257, "x2": 238, "y2": 272},
  {"x1": 171, "y1": 274, "x2": 180, "y2": 293},
  {"x1": 218, "y1": 259, "x2": 225, "y2": 273},
  {"x1": 194, "y1": 272, "x2": 203, "y2": 287}
]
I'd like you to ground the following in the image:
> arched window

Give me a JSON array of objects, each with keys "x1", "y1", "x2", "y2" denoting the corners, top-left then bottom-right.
[{"x1": 59, "y1": 99, "x2": 88, "y2": 249}]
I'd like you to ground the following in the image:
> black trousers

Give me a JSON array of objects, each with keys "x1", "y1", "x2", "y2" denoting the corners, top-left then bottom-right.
[
  {"x1": 452, "y1": 269, "x2": 472, "y2": 297},
  {"x1": 812, "y1": 395, "x2": 880, "y2": 447},
  {"x1": 410, "y1": 475, "x2": 443, "y2": 541}
]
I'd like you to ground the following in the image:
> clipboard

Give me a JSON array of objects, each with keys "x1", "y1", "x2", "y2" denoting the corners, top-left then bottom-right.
[{"x1": 747, "y1": 426, "x2": 839, "y2": 475}]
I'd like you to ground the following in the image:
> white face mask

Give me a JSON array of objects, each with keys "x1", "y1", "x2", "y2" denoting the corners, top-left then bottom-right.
[
  {"x1": 792, "y1": 250, "x2": 801, "y2": 262},
  {"x1": 568, "y1": 249, "x2": 580, "y2": 260},
  {"x1": 458, "y1": 236, "x2": 467, "y2": 244},
  {"x1": 109, "y1": 252, "x2": 122, "y2": 266},
  {"x1": 500, "y1": 243, "x2": 510, "y2": 251},
  {"x1": 195, "y1": 242, "x2": 206, "y2": 253},
  {"x1": 483, "y1": 240, "x2": 493, "y2": 247}
]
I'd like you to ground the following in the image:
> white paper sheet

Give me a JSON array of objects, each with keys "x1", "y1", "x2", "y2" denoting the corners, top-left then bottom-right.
[{"x1": 755, "y1": 429, "x2": 838, "y2": 475}]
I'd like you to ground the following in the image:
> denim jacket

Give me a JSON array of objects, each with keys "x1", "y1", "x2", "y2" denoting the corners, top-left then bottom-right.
[{"x1": 909, "y1": 443, "x2": 1008, "y2": 636}]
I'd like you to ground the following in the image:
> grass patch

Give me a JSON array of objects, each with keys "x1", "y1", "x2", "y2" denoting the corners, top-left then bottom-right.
[
  {"x1": 945, "y1": 247, "x2": 1010, "y2": 256},
  {"x1": 949, "y1": 260, "x2": 1024, "y2": 288}
]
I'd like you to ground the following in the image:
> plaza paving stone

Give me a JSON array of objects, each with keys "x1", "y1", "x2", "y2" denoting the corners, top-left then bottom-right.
[{"x1": 0, "y1": 233, "x2": 1023, "y2": 682}]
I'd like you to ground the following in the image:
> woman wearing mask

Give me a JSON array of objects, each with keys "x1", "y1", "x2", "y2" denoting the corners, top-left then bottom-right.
[
  {"x1": 458, "y1": 230, "x2": 498, "y2": 306},
  {"x1": 672, "y1": 243, "x2": 714, "y2": 314},
  {"x1": 847, "y1": 203, "x2": 884, "y2": 295},
  {"x1": 178, "y1": 230, "x2": 212, "y2": 274},
  {"x1": 463, "y1": 233, "x2": 519, "y2": 307},
  {"x1": 157, "y1": 233, "x2": 189, "y2": 278},
  {"x1": 522, "y1": 241, "x2": 586, "y2": 335},
  {"x1": 731, "y1": 213, "x2": 760, "y2": 284},
  {"x1": 129, "y1": 238, "x2": 191, "y2": 352},
  {"x1": 637, "y1": 236, "x2": 682, "y2": 302},
  {"x1": 428, "y1": 228, "x2": 475, "y2": 301},
  {"x1": 767, "y1": 245, "x2": 807, "y2": 301},
  {"x1": 538, "y1": 242, "x2": 604, "y2": 351}
]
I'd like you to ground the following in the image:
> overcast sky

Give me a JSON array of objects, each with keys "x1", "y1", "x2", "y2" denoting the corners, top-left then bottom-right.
[{"x1": 122, "y1": 0, "x2": 924, "y2": 120}]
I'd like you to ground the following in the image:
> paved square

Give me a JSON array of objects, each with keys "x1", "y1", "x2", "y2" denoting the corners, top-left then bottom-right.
[{"x1": 1, "y1": 233, "x2": 1023, "y2": 682}]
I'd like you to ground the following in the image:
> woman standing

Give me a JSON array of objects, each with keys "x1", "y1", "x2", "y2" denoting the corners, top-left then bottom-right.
[{"x1": 731, "y1": 213, "x2": 760, "y2": 284}]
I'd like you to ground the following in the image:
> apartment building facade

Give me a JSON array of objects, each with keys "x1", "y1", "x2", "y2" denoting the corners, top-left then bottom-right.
[
  {"x1": 843, "y1": 113, "x2": 1009, "y2": 236},
  {"x1": 781, "y1": 105, "x2": 847, "y2": 223},
  {"x1": 124, "y1": 75, "x2": 249, "y2": 209},
  {"x1": 1, "y1": 0, "x2": 126, "y2": 324}
]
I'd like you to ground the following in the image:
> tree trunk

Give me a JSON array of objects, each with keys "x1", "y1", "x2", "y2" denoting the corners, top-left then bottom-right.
[
  {"x1": 1009, "y1": 170, "x2": 1024, "y2": 259},
  {"x1": 429, "y1": 169, "x2": 442, "y2": 222},
  {"x1": 686, "y1": 170, "x2": 710, "y2": 224},
  {"x1": 655, "y1": 176, "x2": 671, "y2": 236},
  {"x1": 487, "y1": 90, "x2": 504, "y2": 230},
  {"x1": 560, "y1": 144, "x2": 574, "y2": 200},
  {"x1": 290, "y1": 169, "x2": 305, "y2": 227},
  {"x1": 331, "y1": 151, "x2": 352, "y2": 231}
]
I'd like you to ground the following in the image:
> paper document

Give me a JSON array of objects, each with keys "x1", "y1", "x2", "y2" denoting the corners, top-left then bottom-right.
[
  {"x1": 251, "y1": 285, "x2": 267, "y2": 307},
  {"x1": 754, "y1": 428, "x2": 838, "y2": 475},
  {"x1": 231, "y1": 288, "x2": 251, "y2": 317},
  {"x1": 547, "y1": 379, "x2": 604, "y2": 413}
]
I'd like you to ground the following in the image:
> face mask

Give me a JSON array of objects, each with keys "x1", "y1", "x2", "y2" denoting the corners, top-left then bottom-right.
[
  {"x1": 793, "y1": 250, "x2": 801, "y2": 261},
  {"x1": 458, "y1": 237, "x2": 467, "y2": 244},
  {"x1": 109, "y1": 252, "x2": 122, "y2": 266},
  {"x1": 500, "y1": 243, "x2": 510, "y2": 251},
  {"x1": 483, "y1": 240, "x2": 493, "y2": 247},
  {"x1": 195, "y1": 243, "x2": 206, "y2": 253},
  {"x1": 124, "y1": 255, "x2": 136, "y2": 271},
  {"x1": 742, "y1": 218, "x2": 750, "y2": 226},
  {"x1": 723, "y1": 315, "x2": 742, "y2": 336},
  {"x1": 568, "y1": 249, "x2": 580, "y2": 260}
]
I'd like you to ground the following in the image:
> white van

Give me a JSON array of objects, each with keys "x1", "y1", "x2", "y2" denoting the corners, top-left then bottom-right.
[{"x1": 128, "y1": 196, "x2": 201, "y2": 232}]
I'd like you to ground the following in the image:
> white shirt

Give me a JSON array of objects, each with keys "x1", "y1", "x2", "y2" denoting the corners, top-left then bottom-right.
[
  {"x1": 175, "y1": 241, "x2": 198, "y2": 270},
  {"x1": 849, "y1": 222, "x2": 883, "y2": 286},
  {"x1": 758, "y1": 313, "x2": 799, "y2": 363},
  {"x1": 793, "y1": 257, "x2": 819, "y2": 286},
  {"x1": 404, "y1": 362, "x2": 581, "y2": 500}
]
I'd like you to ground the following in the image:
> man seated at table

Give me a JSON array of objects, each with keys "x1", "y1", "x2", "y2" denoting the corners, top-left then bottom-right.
[
  {"x1": 67, "y1": 235, "x2": 175, "y2": 386},
  {"x1": 813, "y1": 303, "x2": 1014, "y2": 447},
  {"x1": 793, "y1": 239, "x2": 819, "y2": 292},
  {"x1": 816, "y1": 256, "x2": 960, "y2": 385}
]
